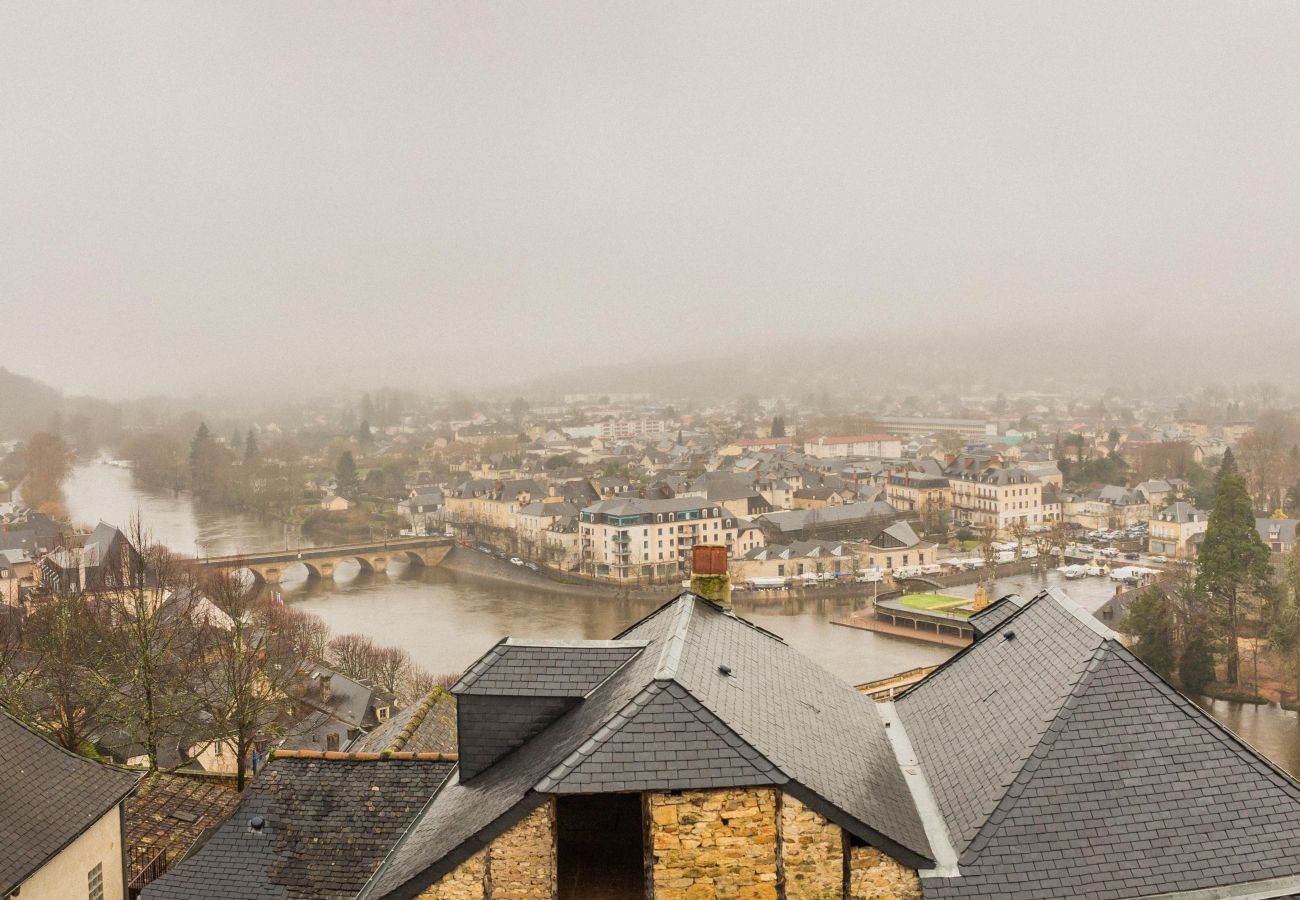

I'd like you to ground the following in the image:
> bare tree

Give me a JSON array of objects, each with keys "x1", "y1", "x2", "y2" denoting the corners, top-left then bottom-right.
[
  {"x1": 91, "y1": 516, "x2": 207, "y2": 771},
  {"x1": 21, "y1": 591, "x2": 112, "y2": 753},
  {"x1": 369, "y1": 645, "x2": 411, "y2": 697},
  {"x1": 263, "y1": 604, "x2": 330, "y2": 661},
  {"x1": 194, "y1": 571, "x2": 300, "y2": 790},
  {"x1": 327, "y1": 632, "x2": 379, "y2": 681}
]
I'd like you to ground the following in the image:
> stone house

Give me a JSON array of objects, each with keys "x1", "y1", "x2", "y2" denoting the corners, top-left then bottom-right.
[
  {"x1": 138, "y1": 562, "x2": 1300, "y2": 900},
  {"x1": 2, "y1": 709, "x2": 141, "y2": 900},
  {"x1": 366, "y1": 583, "x2": 931, "y2": 899}
]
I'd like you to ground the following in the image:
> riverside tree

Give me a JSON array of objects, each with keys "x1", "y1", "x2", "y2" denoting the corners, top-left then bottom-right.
[
  {"x1": 1196, "y1": 448, "x2": 1272, "y2": 686},
  {"x1": 1120, "y1": 585, "x2": 1176, "y2": 680}
]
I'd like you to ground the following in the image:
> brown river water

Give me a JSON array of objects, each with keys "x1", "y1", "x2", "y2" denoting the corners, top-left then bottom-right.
[{"x1": 64, "y1": 459, "x2": 1300, "y2": 775}]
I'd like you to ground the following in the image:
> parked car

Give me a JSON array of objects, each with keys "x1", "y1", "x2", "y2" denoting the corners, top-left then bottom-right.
[
  {"x1": 1123, "y1": 552, "x2": 1140, "y2": 561},
  {"x1": 476, "y1": 545, "x2": 493, "y2": 554},
  {"x1": 524, "y1": 561, "x2": 539, "y2": 571},
  {"x1": 510, "y1": 557, "x2": 524, "y2": 566},
  {"x1": 1151, "y1": 555, "x2": 1169, "y2": 564},
  {"x1": 854, "y1": 569, "x2": 884, "y2": 583}
]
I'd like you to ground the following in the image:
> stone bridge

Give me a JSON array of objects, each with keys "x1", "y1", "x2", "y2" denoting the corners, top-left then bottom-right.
[
  {"x1": 893, "y1": 575, "x2": 947, "y2": 592},
  {"x1": 197, "y1": 536, "x2": 453, "y2": 585}
]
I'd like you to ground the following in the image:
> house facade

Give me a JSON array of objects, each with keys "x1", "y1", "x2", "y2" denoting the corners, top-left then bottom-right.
[
  {"x1": 579, "y1": 498, "x2": 741, "y2": 580},
  {"x1": 1148, "y1": 502, "x2": 1208, "y2": 558},
  {"x1": 2, "y1": 711, "x2": 141, "y2": 900},
  {"x1": 948, "y1": 466, "x2": 1044, "y2": 536}
]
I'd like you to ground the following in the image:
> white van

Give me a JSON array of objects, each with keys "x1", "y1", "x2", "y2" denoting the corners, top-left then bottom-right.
[{"x1": 854, "y1": 569, "x2": 883, "y2": 584}]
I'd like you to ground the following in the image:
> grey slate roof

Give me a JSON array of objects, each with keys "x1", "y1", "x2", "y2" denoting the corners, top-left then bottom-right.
[
  {"x1": 452, "y1": 639, "x2": 647, "y2": 697},
  {"x1": 349, "y1": 690, "x2": 457, "y2": 754},
  {"x1": 141, "y1": 757, "x2": 455, "y2": 900},
  {"x1": 362, "y1": 593, "x2": 932, "y2": 898},
  {"x1": 1, "y1": 710, "x2": 141, "y2": 895},
  {"x1": 966, "y1": 594, "x2": 1023, "y2": 638},
  {"x1": 900, "y1": 588, "x2": 1300, "y2": 899}
]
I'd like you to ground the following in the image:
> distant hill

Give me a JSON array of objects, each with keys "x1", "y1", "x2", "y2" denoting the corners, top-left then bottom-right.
[
  {"x1": 0, "y1": 368, "x2": 122, "y2": 448},
  {"x1": 0, "y1": 368, "x2": 63, "y2": 439}
]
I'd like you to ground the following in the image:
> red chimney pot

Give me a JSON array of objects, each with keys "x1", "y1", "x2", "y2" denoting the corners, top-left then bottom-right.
[{"x1": 692, "y1": 544, "x2": 728, "y2": 575}]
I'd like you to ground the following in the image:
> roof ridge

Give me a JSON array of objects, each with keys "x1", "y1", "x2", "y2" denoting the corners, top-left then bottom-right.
[
  {"x1": 653, "y1": 595, "x2": 695, "y2": 679},
  {"x1": 271, "y1": 749, "x2": 458, "y2": 762},
  {"x1": 388, "y1": 688, "x2": 446, "y2": 752},
  {"x1": 960, "y1": 642, "x2": 1111, "y2": 863}
]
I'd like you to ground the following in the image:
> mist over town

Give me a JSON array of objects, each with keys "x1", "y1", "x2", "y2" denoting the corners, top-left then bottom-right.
[{"x1": 3, "y1": 3, "x2": 1300, "y2": 899}]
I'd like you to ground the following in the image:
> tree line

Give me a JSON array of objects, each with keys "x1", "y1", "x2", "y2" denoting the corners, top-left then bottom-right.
[
  {"x1": 1123, "y1": 449, "x2": 1291, "y2": 701},
  {"x1": 0, "y1": 518, "x2": 449, "y2": 788}
]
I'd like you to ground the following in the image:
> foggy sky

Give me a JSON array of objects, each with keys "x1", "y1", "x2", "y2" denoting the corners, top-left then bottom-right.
[{"x1": 3, "y1": 2, "x2": 1298, "y2": 400}]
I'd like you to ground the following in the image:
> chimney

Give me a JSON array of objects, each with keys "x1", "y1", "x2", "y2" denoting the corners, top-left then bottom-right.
[
  {"x1": 320, "y1": 672, "x2": 333, "y2": 703},
  {"x1": 691, "y1": 544, "x2": 732, "y2": 612}
]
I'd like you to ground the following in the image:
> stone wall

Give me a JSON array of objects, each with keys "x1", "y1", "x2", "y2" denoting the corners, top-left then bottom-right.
[
  {"x1": 649, "y1": 788, "x2": 780, "y2": 900},
  {"x1": 416, "y1": 790, "x2": 924, "y2": 900},
  {"x1": 489, "y1": 802, "x2": 557, "y2": 899},
  {"x1": 779, "y1": 794, "x2": 844, "y2": 899},
  {"x1": 417, "y1": 849, "x2": 486, "y2": 900},
  {"x1": 848, "y1": 846, "x2": 922, "y2": 900},
  {"x1": 417, "y1": 801, "x2": 556, "y2": 900}
]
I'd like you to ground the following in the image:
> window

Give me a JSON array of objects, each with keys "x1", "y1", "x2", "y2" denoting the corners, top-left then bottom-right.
[
  {"x1": 214, "y1": 741, "x2": 224, "y2": 757},
  {"x1": 88, "y1": 862, "x2": 104, "y2": 900},
  {"x1": 326, "y1": 733, "x2": 340, "y2": 751}
]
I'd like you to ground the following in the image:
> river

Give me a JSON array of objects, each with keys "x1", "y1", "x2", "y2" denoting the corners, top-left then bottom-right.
[{"x1": 62, "y1": 458, "x2": 1300, "y2": 775}]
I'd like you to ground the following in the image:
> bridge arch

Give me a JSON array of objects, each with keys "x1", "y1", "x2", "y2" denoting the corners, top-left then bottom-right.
[{"x1": 277, "y1": 561, "x2": 322, "y2": 583}]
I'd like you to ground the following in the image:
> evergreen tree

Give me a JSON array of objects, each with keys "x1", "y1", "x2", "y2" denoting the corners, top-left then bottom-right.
[
  {"x1": 1219, "y1": 447, "x2": 1238, "y2": 477},
  {"x1": 244, "y1": 429, "x2": 259, "y2": 464},
  {"x1": 357, "y1": 419, "x2": 372, "y2": 445},
  {"x1": 336, "y1": 451, "x2": 358, "y2": 498},
  {"x1": 770, "y1": 415, "x2": 786, "y2": 438},
  {"x1": 189, "y1": 422, "x2": 211, "y2": 467},
  {"x1": 1196, "y1": 454, "x2": 1271, "y2": 686},
  {"x1": 1120, "y1": 586, "x2": 1175, "y2": 679},
  {"x1": 1179, "y1": 626, "x2": 1216, "y2": 694}
]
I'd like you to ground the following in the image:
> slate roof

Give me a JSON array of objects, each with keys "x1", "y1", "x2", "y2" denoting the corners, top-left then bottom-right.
[
  {"x1": 362, "y1": 593, "x2": 932, "y2": 898},
  {"x1": 349, "y1": 689, "x2": 457, "y2": 754},
  {"x1": 141, "y1": 757, "x2": 455, "y2": 900},
  {"x1": 898, "y1": 588, "x2": 1300, "y2": 899},
  {"x1": 452, "y1": 639, "x2": 647, "y2": 697},
  {"x1": 1, "y1": 710, "x2": 142, "y2": 895},
  {"x1": 966, "y1": 594, "x2": 1023, "y2": 638}
]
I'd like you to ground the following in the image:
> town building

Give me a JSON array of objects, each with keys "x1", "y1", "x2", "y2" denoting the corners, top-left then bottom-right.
[
  {"x1": 803, "y1": 433, "x2": 903, "y2": 460},
  {"x1": 854, "y1": 520, "x2": 936, "y2": 572},
  {"x1": 947, "y1": 466, "x2": 1045, "y2": 535},
  {"x1": 0, "y1": 548, "x2": 34, "y2": 605},
  {"x1": 1148, "y1": 502, "x2": 1208, "y2": 558},
  {"x1": 1063, "y1": 485, "x2": 1151, "y2": 531},
  {"x1": 884, "y1": 470, "x2": 951, "y2": 534},
  {"x1": 1257, "y1": 517, "x2": 1300, "y2": 554},
  {"x1": 756, "y1": 500, "x2": 901, "y2": 542},
  {"x1": 732, "y1": 539, "x2": 858, "y2": 581},
  {"x1": 579, "y1": 498, "x2": 745, "y2": 580},
  {"x1": 2, "y1": 710, "x2": 141, "y2": 900}
]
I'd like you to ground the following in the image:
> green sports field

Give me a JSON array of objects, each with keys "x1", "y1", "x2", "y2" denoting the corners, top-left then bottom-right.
[{"x1": 898, "y1": 593, "x2": 970, "y2": 616}]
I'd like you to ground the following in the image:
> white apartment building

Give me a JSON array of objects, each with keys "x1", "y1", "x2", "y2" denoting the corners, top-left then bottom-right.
[
  {"x1": 579, "y1": 498, "x2": 750, "y2": 581},
  {"x1": 948, "y1": 466, "x2": 1045, "y2": 536},
  {"x1": 803, "y1": 434, "x2": 903, "y2": 460},
  {"x1": 594, "y1": 418, "x2": 669, "y2": 440}
]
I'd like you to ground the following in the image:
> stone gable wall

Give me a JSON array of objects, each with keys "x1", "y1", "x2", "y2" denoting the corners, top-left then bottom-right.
[
  {"x1": 417, "y1": 848, "x2": 486, "y2": 900},
  {"x1": 779, "y1": 794, "x2": 845, "y2": 899},
  {"x1": 489, "y1": 802, "x2": 557, "y2": 899},
  {"x1": 416, "y1": 789, "x2": 922, "y2": 900},
  {"x1": 649, "y1": 788, "x2": 780, "y2": 899},
  {"x1": 848, "y1": 845, "x2": 922, "y2": 900},
  {"x1": 417, "y1": 801, "x2": 556, "y2": 900}
]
